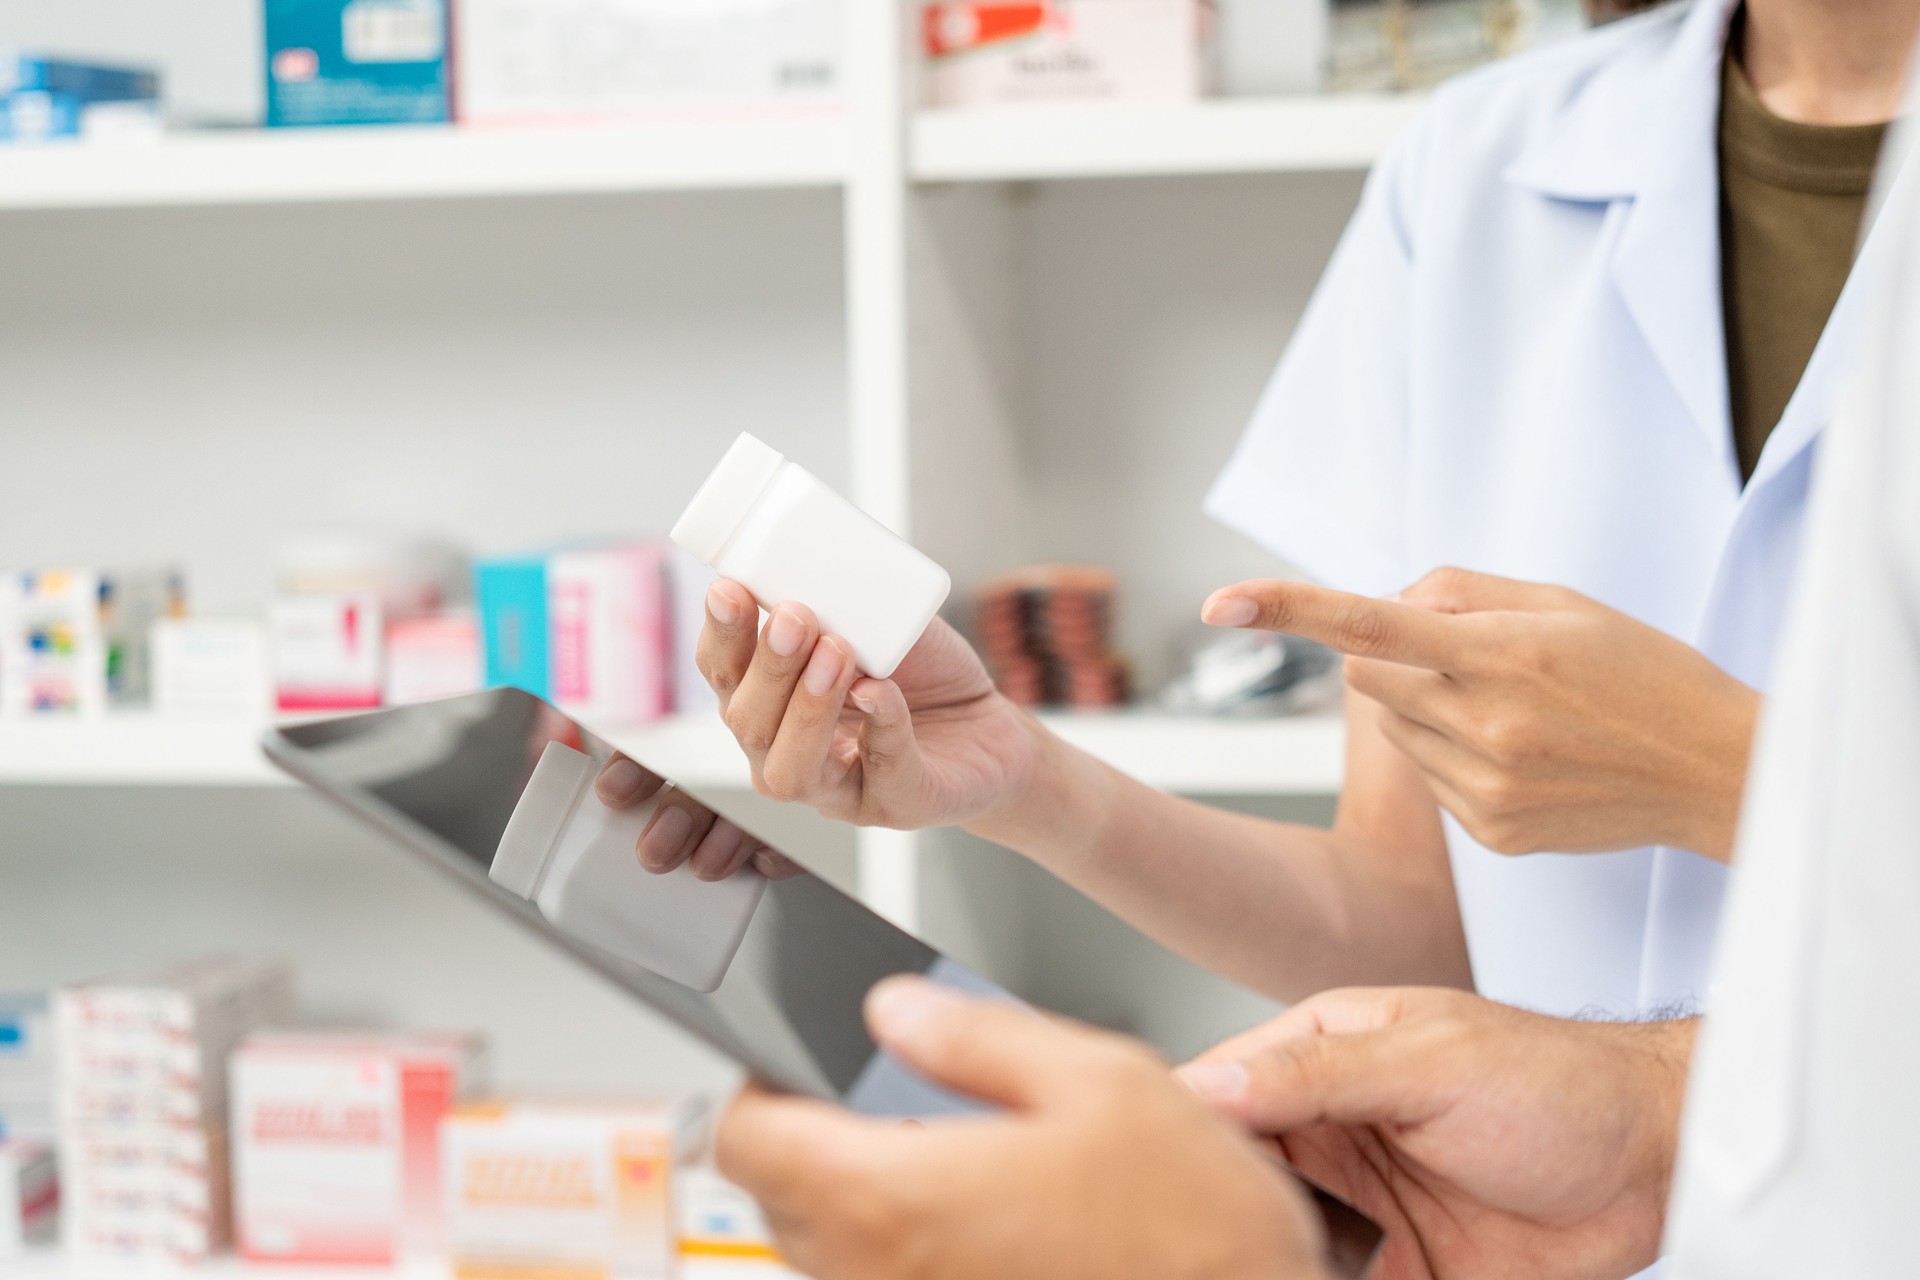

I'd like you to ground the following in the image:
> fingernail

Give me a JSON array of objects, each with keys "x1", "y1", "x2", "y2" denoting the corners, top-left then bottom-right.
[
  {"x1": 866, "y1": 976, "x2": 959, "y2": 1040},
  {"x1": 802, "y1": 639, "x2": 845, "y2": 696},
  {"x1": 596, "y1": 758, "x2": 645, "y2": 805},
  {"x1": 1175, "y1": 1062, "x2": 1249, "y2": 1102},
  {"x1": 851, "y1": 691, "x2": 878, "y2": 715},
  {"x1": 766, "y1": 608, "x2": 805, "y2": 658},
  {"x1": 1202, "y1": 596, "x2": 1258, "y2": 628},
  {"x1": 639, "y1": 805, "x2": 694, "y2": 871},
  {"x1": 707, "y1": 583, "x2": 743, "y2": 627}
]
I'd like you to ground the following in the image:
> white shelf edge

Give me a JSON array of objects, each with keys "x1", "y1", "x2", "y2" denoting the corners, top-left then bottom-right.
[
  {"x1": 0, "y1": 712, "x2": 1342, "y2": 795},
  {"x1": 0, "y1": 116, "x2": 851, "y2": 211},
  {"x1": 912, "y1": 94, "x2": 1427, "y2": 182},
  {"x1": 7, "y1": 1249, "x2": 786, "y2": 1280}
]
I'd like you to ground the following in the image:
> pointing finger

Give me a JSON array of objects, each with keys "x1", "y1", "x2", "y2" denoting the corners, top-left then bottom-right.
[{"x1": 1202, "y1": 580, "x2": 1461, "y2": 670}]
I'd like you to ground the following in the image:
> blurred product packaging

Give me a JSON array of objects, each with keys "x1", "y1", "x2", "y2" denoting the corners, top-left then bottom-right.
[
  {"x1": 975, "y1": 565, "x2": 1130, "y2": 710},
  {"x1": 1160, "y1": 627, "x2": 1341, "y2": 717},
  {"x1": 1214, "y1": 0, "x2": 1329, "y2": 95},
  {"x1": 677, "y1": 1165, "x2": 791, "y2": 1272},
  {"x1": 0, "y1": 995, "x2": 57, "y2": 1146},
  {"x1": 264, "y1": 0, "x2": 450, "y2": 126},
  {"x1": 442, "y1": 1097, "x2": 711, "y2": 1280},
  {"x1": 54, "y1": 956, "x2": 295, "y2": 1268},
  {"x1": 270, "y1": 534, "x2": 466, "y2": 712},
  {"x1": 452, "y1": 0, "x2": 843, "y2": 127},
  {"x1": 231, "y1": 1031, "x2": 486, "y2": 1266},
  {"x1": 920, "y1": 0, "x2": 1212, "y2": 107},
  {"x1": 150, "y1": 618, "x2": 274, "y2": 720},
  {"x1": 384, "y1": 612, "x2": 482, "y2": 706},
  {"x1": 0, "y1": 50, "x2": 163, "y2": 143},
  {"x1": 476, "y1": 543, "x2": 686, "y2": 721},
  {"x1": 0, "y1": 1138, "x2": 57, "y2": 1258},
  {"x1": 667, "y1": 547, "x2": 720, "y2": 718},
  {"x1": 0, "y1": 567, "x2": 185, "y2": 717},
  {"x1": 1329, "y1": 0, "x2": 1586, "y2": 91}
]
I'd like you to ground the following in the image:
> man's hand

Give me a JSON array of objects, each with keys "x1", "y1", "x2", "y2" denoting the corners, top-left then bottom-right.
[
  {"x1": 1181, "y1": 988, "x2": 1695, "y2": 1280},
  {"x1": 1201, "y1": 568, "x2": 1760, "y2": 859},
  {"x1": 717, "y1": 977, "x2": 1331, "y2": 1280}
]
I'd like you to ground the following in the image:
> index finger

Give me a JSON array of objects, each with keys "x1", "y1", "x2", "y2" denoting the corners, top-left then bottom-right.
[{"x1": 1201, "y1": 579, "x2": 1461, "y2": 669}]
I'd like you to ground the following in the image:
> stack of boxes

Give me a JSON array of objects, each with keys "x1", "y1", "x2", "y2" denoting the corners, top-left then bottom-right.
[
  {"x1": 230, "y1": 1032, "x2": 486, "y2": 1265},
  {"x1": 53, "y1": 957, "x2": 294, "y2": 1268},
  {"x1": 0, "y1": 568, "x2": 185, "y2": 716}
]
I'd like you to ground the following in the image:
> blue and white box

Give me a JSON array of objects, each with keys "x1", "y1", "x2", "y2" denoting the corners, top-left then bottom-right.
[
  {"x1": 0, "y1": 51, "x2": 162, "y2": 142},
  {"x1": 265, "y1": 0, "x2": 449, "y2": 127}
]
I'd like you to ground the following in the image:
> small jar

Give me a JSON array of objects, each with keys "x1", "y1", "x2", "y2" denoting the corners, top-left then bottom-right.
[{"x1": 672, "y1": 434, "x2": 951, "y2": 679}]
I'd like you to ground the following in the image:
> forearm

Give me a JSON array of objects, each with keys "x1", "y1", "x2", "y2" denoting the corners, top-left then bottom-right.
[{"x1": 965, "y1": 704, "x2": 1472, "y2": 1002}]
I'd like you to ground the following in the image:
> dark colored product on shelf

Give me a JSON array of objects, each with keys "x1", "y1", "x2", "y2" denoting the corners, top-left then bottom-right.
[{"x1": 973, "y1": 565, "x2": 1130, "y2": 710}]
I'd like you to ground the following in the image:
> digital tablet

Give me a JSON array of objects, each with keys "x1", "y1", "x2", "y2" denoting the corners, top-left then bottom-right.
[{"x1": 263, "y1": 688, "x2": 1383, "y2": 1272}]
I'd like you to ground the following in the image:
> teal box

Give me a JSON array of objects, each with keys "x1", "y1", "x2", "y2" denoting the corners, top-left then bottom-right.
[
  {"x1": 265, "y1": 0, "x2": 448, "y2": 127},
  {"x1": 476, "y1": 556, "x2": 550, "y2": 699}
]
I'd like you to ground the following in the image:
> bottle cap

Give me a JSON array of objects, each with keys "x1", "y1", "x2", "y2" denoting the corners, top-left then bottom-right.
[
  {"x1": 489, "y1": 741, "x2": 595, "y2": 899},
  {"x1": 670, "y1": 433, "x2": 786, "y2": 565}
]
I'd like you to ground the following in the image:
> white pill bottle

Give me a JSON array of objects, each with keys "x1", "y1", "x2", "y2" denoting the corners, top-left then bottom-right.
[{"x1": 671, "y1": 434, "x2": 952, "y2": 679}]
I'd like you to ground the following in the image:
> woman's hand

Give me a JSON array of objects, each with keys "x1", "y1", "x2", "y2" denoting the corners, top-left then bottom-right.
[
  {"x1": 689, "y1": 579, "x2": 1037, "y2": 836},
  {"x1": 1202, "y1": 568, "x2": 1760, "y2": 860},
  {"x1": 717, "y1": 977, "x2": 1331, "y2": 1280},
  {"x1": 1181, "y1": 988, "x2": 1693, "y2": 1280}
]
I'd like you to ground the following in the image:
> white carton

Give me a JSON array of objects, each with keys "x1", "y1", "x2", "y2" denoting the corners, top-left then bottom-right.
[
  {"x1": 151, "y1": 618, "x2": 273, "y2": 719},
  {"x1": 443, "y1": 1098, "x2": 710, "y2": 1280},
  {"x1": 920, "y1": 0, "x2": 1212, "y2": 107},
  {"x1": 455, "y1": 0, "x2": 843, "y2": 126},
  {"x1": 232, "y1": 1032, "x2": 486, "y2": 1265}
]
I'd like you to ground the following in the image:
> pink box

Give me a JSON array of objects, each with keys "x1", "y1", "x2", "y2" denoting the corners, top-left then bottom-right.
[
  {"x1": 549, "y1": 545, "x2": 671, "y2": 725},
  {"x1": 231, "y1": 1032, "x2": 487, "y2": 1266},
  {"x1": 384, "y1": 613, "x2": 483, "y2": 706}
]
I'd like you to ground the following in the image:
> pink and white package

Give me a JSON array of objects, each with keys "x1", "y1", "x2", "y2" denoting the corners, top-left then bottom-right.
[
  {"x1": 548, "y1": 545, "x2": 672, "y2": 725},
  {"x1": 231, "y1": 1032, "x2": 487, "y2": 1266}
]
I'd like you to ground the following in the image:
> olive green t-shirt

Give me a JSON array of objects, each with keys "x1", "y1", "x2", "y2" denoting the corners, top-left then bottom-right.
[{"x1": 1719, "y1": 48, "x2": 1886, "y2": 482}]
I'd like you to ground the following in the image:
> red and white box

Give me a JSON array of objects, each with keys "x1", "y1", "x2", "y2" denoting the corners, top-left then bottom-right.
[
  {"x1": 920, "y1": 1, "x2": 1212, "y2": 107},
  {"x1": 269, "y1": 594, "x2": 385, "y2": 712},
  {"x1": 549, "y1": 546, "x2": 672, "y2": 725},
  {"x1": 231, "y1": 1031, "x2": 487, "y2": 1266},
  {"x1": 0, "y1": 1139, "x2": 58, "y2": 1257},
  {"x1": 383, "y1": 612, "x2": 484, "y2": 706}
]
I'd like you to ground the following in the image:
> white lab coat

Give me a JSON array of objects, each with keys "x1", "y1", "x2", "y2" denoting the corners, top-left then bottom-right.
[
  {"x1": 1205, "y1": 0, "x2": 1902, "y2": 1017},
  {"x1": 1665, "y1": 117, "x2": 1920, "y2": 1278}
]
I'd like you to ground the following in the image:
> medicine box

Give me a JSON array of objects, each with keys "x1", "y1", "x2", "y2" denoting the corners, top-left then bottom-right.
[
  {"x1": 151, "y1": 618, "x2": 274, "y2": 719},
  {"x1": 549, "y1": 545, "x2": 672, "y2": 725},
  {"x1": 0, "y1": 567, "x2": 185, "y2": 716},
  {"x1": 0, "y1": 51, "x2": 163, "y2": 143},
  {"x1": 232, "y1": 1031, "x2": 486, "y2": 1265},
  {"x1": 264, "y1": 0, "x2": 449, "y2": 127},
  {"x1": 442, "y1": 1097, "x2": 711, "y2": 1280},
  {"x1": 384, "y1": 612, "x2": 483, "y2": 706},
  {"x1": 920, "y1": 0, "x2": 1212, "y2": 106},
  {"x1": 270, "y1": 593, "x2": 384, "y2": 711},
  {"x1": 476, "y1": 556, "x2": 551, "y2": 699},
  {"x1": 453, "y1": 0, "x2": 843, "y2": 127},
  {"x1": 0, "y1": 995, "x2": 56, "y2": 1145},
  {"x1": 0, "y1": 1140, "x2": 57, "y2": 1256}
]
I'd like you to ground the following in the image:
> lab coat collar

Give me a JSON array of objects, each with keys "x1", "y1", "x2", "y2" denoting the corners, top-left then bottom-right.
[{"x1": 1508, "y1": 0, "x2": 1741, "y2": 475}]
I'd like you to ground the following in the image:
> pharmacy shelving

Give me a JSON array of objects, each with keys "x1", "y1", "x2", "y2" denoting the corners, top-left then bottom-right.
[
  {"x1": 0, "y1": 96, "x2": 1421, "y2": 211},
  {"x1": 0, "y1": 115, "x2": 853, "y2": 209},
  {"x1": 913, "y1": 94, "x2": 1425, "y2": 182},
  {"x1": 8, "y1": 1251, "x2": 792, "y2": 1280},
  {"x1": 0, "y1": 711, "x2": 1343, "y2": 795}
]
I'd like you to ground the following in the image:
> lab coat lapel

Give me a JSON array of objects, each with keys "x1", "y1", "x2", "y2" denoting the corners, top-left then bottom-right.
[{"x1": 1607, "y1": 0, "x2": 1739, "y2": 471}]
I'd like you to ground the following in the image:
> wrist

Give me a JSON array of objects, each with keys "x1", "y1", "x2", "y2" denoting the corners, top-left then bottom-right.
[
  {"x1": 1671, "y1": 682, "x2": 1761, "y2": 861},
  {"x1": 962, "y1": 708, "x2": 1114, "y2": 865}
]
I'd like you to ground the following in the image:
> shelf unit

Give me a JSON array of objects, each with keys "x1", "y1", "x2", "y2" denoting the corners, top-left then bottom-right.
[
  {"x1": 8, "y1": 1250, "x2": 793, "y2": 1280},
  {"x1": 0, "y1": 6, "x2": 1407, "y2": 1072},
  {"x1": 0, "y1": 711, "x2": 1343, "y2": 793}
]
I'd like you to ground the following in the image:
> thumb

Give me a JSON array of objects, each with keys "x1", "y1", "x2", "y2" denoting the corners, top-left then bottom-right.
[
  {"x1": 1180, "y1": 1027, "x2": 1434, "y2": 1137},
  {"x1": 864, "y1": 976, "x2": 1147, "y2": 1110},
  {"x1": 850, "y1": 677, "x2": 927, "y2": 787},
  {"x1": 1396, "y1": 566, "x2": 1567, "y2": 615}
]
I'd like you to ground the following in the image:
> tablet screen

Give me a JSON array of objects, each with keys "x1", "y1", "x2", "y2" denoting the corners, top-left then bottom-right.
[{"x1": 266, "y1": 686, "x2": 1004, "y2": 1116}]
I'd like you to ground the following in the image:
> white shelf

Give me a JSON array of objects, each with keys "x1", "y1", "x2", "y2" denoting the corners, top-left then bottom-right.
[
  {"x1": 912, "y1": 95, "x2": 1425, "y2": 182},
  {"x1": 0, "y1": 116, "x2": 851, "y2": 210},
  {"x1": 0, "y1": 96, "x2": 1420, "y2": 211},
  {"x1": 0, "y1": 711, "x2": 1342, "y2": 795}
]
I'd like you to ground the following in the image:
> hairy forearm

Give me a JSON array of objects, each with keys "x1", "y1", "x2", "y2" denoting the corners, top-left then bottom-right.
[{"x1": 964, "y1": 709, "x2": 1473, "y2": 1002}]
